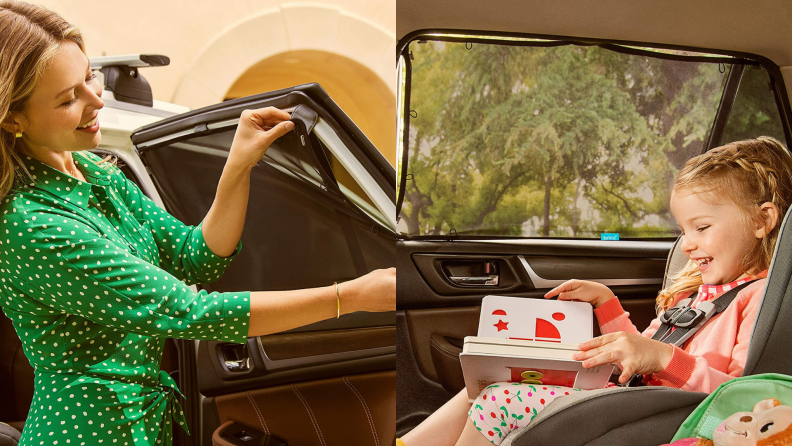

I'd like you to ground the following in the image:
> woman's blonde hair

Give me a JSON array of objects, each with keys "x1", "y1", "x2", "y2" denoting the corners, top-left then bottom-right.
[
  {"x1": 657, "y1": 136, "x2": 792, "y2": 311},
  {"x1": 0, "y1": 0, "x2": 115, "y2": 202}
]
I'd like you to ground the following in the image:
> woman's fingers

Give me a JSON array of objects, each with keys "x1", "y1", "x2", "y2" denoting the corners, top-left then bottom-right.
[
  {"x1": 245, "y1": 107, "x2": 292, "y2": 126},
  {"x1": 259, "y1": 120, "x2": 294, "y2": 147}
]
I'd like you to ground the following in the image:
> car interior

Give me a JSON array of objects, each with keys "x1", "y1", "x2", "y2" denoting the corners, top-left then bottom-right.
[
  {"x1": 395, "y1": 0, "x2": 792, "y2": 445},
  {"x1": 0, "y1": 85, "x2": 397, "y2": 446}
]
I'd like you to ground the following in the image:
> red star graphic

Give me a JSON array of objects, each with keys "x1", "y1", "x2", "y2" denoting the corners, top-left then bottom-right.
[{"x1": 494, "y1": 319, "x2": 509, "y2": 331}]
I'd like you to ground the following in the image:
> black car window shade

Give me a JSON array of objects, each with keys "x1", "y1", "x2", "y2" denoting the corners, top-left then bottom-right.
[
  {"x1": 291, "y1": 105, "x2": 370, "y2": 276},
  {"x1": 705, "y1": 64, "x2": 745, "y2": 152},
  {"x1": 132, "y1": 86, "x2": 395, "y2": 206},
  {"x1": 395, "y1": 48, "x2": 412, "y2": 225},
  {"x1": 396, "y1": 32, "x2": 792, "y2": 240}
]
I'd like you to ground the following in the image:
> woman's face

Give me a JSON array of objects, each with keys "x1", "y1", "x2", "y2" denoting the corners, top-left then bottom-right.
[{"x1": 13, "y1": 40, "x2": 104, "y2": 155}]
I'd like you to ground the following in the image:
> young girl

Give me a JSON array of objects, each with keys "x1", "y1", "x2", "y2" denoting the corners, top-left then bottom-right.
[{"x1": 399, "y1": 136, "x2": 792, "y2": 446}]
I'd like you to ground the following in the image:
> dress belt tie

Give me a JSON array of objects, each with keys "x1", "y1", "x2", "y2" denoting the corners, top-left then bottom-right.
[{"x1": 157, "y1": 369, "x2": 190, "y2": 436}]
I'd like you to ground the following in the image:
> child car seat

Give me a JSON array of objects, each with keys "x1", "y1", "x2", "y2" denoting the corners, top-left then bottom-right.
[{"x1": 502, "y1": 207, "x2": 792, "y2": 446}]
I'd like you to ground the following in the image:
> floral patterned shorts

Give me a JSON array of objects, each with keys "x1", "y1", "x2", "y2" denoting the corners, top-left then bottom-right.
[{"x1": 468, "y1": 382, "x2": 584, "y2": 445}]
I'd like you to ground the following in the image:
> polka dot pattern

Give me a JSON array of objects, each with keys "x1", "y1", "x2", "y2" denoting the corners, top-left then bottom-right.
[{"x1": 0, "y1": 150, "x2": 251, "y2": 445}]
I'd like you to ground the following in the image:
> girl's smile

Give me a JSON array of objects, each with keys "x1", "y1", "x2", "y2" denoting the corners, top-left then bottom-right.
[{"x1": 670, "y1": 189, "x2": 776, "y2": 285}]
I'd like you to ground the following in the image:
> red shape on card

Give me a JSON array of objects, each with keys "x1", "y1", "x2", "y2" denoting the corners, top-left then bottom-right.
[
  {"x1": 552, "y1": 312, "x2": 565, "y2": 321},
  {"x1": 536, "y1": 318, "x2": 560, "y2": 340},
  {"x1": 492, "y1": 309, "x2": 507, "y2": 316},
  {"x1": 494, "y1": 319, "x2": 509, "y2": 331}
]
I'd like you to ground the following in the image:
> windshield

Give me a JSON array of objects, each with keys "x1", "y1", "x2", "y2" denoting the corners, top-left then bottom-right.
[{"x1": 397, "y1": 37, "x2": 787, "y2": 238}]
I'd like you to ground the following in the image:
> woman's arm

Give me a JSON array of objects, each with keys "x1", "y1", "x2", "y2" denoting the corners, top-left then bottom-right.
[
  {"x1": 202, "y1": 107, "x2": 294, "y2": 258},
  {"x1": 201, "y1": 161, "x2": 252, "y2": 258},
  {"x1": 247, "y1": 268, "x2": 396, "y2": 336},
  {"x1": 2, "y1": 199, "x2": 395, "y2": 343}
]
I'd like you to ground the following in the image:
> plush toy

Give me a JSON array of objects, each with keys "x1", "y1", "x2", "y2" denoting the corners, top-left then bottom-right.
[{"x1": 664, "y1": 398, "x2": 792, "y2": 446}]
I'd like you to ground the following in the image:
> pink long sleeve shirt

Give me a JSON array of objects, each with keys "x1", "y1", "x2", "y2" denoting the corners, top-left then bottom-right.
[{"x1": 593, "y1": 269, "x2": 768, "y2": 393}]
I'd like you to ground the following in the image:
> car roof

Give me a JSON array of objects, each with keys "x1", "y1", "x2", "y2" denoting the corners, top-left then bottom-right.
[{"x1": 397, "y1": 0, "x2": 792, "y2": 96}]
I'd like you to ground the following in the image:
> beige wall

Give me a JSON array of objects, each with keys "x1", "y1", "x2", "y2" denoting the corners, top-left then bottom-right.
[{"x1": 35, "y1": 0, "x2": 396, "y2": 165}]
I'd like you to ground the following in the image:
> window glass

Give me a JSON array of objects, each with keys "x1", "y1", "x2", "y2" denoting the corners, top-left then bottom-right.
[
  {"x1": 319, "y1": 140, "x2": 391, "y2": 229},
  {"x1": 399, "y1": 39, "x2": 782, "y2": 238},
  {"x1": 141, "y1": 128, "x2": 362, "y2": 292},
  {"x1": 721, "y1": 65, "x2": 786, "y2": 144}
]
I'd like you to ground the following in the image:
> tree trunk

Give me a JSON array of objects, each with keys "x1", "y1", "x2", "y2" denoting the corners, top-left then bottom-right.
[
  {"x1": 573, "y1": 177, "x2": 581, "y2": 237},
  {"x1": 543, "y1": 176, "x2": 552, "y2": 237}
]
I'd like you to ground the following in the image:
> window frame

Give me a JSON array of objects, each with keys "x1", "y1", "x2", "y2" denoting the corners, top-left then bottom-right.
[{"x1": 395, "y1": 29, "x2": 792, "y2": 241}]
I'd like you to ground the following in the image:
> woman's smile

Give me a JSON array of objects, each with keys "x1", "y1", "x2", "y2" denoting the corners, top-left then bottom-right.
[
  {"x1": 76, "y1": 113, "x2": 100, "y2": 133},
  {"x1": 12, "y1": 40, "x2": 105, "y2": 160}
]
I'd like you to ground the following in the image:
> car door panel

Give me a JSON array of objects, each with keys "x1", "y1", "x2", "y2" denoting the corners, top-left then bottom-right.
[
  {"x1": 208, "y1": 370, "x2": 396, "y2": 446},
  {"x1": 396, "y1": 239, "x2": 669, "y2": 436},
  {"x1": 130, "y1": 84, "x2": 396, "y2": 446}
]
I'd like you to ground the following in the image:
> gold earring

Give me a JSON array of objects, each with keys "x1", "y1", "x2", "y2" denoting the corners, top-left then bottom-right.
[{"x1": 15, "y1": 132, "x2": 22, "y2": 138}]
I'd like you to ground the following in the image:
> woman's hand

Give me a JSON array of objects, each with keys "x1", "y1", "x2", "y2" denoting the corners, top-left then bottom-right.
[
  {"x1": 227, "y1": 107, "x2": 294, "y2": 170},
  {"x1": 544, "y1": 279, "x2": 616, "y2": 308},
  {"x1": 573, "y1": 332, "x2": 674, "y2": 383},
  {"x1": 341, "y1": 268, "x2": 396, "y2": 314}
]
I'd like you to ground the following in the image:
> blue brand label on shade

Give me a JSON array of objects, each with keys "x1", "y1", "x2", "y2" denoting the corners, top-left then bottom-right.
[{"x1": 601, "y1": 233, "x2": 619, "y2": 241}]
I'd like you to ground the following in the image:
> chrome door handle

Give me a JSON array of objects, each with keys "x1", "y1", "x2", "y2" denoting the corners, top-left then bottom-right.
[
  {"x1": 449, "y1": 275, "x2": 499, "y2": 286},
  {"x1": 221, "y1": 343, "x2": 251, "y2": 372},
  {"x1": 224, "y1": 357, "x2": 250, "y2": 371}
]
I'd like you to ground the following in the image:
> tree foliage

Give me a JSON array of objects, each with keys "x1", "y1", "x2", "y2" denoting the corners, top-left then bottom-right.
[{"x1": 400, "y1": 42, "x2": 783, "y2": 238}]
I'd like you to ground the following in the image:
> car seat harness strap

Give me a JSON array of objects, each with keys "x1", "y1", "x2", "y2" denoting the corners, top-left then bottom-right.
[{"x1": 623, "y1": 278, "x2": 759, "y2": 387}]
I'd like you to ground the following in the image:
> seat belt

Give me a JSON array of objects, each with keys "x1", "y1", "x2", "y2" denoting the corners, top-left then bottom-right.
[{"x1": 623, "y1": 279, "x2": 759, "y2": 387}]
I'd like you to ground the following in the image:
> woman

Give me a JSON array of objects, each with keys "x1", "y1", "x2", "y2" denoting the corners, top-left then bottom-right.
[{"x1": 0, "y1": 1, "x2": 395, "y2": 445}]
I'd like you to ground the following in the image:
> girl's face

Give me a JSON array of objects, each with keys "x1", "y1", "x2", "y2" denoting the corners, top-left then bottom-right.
[
  {"x1": 670, "y1": 188, "x2": 769, "y2": 285},
  {"x1": 10, "y1": 40, "x2": 103, "y2": 154}
]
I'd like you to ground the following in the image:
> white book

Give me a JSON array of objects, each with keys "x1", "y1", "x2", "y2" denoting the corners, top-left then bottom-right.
[
  {"x1": 460, "y1": 336, "x2": 614, "y2": 402},
  {"x1": 464, "y1": 337, "x2": 580, "y2": 359}
]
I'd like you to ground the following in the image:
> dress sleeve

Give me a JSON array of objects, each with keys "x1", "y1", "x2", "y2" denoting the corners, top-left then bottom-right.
[
  {"x1": 2, "y1": 201, "x2": 251, "y2": 344},
  {"x1": 109, "y1": 167, "x2": 242, "y2": 286}
]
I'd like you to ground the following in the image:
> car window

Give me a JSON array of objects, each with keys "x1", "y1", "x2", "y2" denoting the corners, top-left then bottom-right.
[
  {"x1": 140, "y1": 127, "x2": 366, "y2": 292},
  {"x1": 319, "y1": 139, "x2": 391, "y2": 230},
  {"x1": 397, "y1": 37, "x2": 788, "y2": 239},
  {"x1": 721, "y1": 65, "x2": 786, "y2": 144}
]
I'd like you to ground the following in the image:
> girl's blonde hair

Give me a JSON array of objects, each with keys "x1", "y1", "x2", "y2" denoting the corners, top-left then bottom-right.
[
  {"x1": 657, "y1": 136, "x2": 792, "y2": 311},
  {"x1": 0, "y1": 0, "x2": 115, "y2": 202}
]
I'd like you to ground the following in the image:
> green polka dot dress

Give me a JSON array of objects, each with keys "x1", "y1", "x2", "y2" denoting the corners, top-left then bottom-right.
[{"x1": 0, "y1": 150, "x2": 251, "y2": 445}]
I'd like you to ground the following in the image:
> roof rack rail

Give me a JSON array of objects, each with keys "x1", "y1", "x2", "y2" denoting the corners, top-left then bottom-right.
[{"x1": 89, "y1": 54, "x2": 170, "y2": 107}]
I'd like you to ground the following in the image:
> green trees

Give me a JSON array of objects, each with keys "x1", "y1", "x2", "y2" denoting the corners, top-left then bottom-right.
[{"x1": 402, "y1": 42, "x2": 735, "y2": 237}]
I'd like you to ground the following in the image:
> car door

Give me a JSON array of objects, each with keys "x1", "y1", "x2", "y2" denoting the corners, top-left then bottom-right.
[
  {"x1": 127, "y1": 83, "x2": 397, "y2": 446},
  {"x1": 394, "y1": 32, "x2": 792, "y2": 437}
]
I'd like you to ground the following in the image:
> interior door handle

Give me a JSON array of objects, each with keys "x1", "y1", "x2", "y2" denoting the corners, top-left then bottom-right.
[
  {"x1": 448, "y1": 275, "x2": 499, "y2": 286},
  {"x1": 221, "y1": 343, "x2": 250, "y2": 372}
]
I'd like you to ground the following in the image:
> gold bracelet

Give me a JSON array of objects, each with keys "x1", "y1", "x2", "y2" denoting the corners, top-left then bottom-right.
[{"x1": 334, "y1": 281, "x2": 340, "y2": 319}]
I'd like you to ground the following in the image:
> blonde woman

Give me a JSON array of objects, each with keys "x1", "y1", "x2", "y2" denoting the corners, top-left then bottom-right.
[{"x1": 0, "y1": 1, "x2": 395, "y2": 445}]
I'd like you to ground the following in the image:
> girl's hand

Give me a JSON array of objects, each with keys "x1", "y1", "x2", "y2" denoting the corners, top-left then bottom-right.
[
  {"x1": 341, "y1": 268, "x2": 396, "y2": 314},
  {"x1": 227, "y1": 107, "x2": 294, "y2": 170},
  {"x1": 573, "y1": 332, "x2": 675, "y2": 383},
  {"x1": 544, "y1": 279, "x2": 616, "y2": 308}
]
